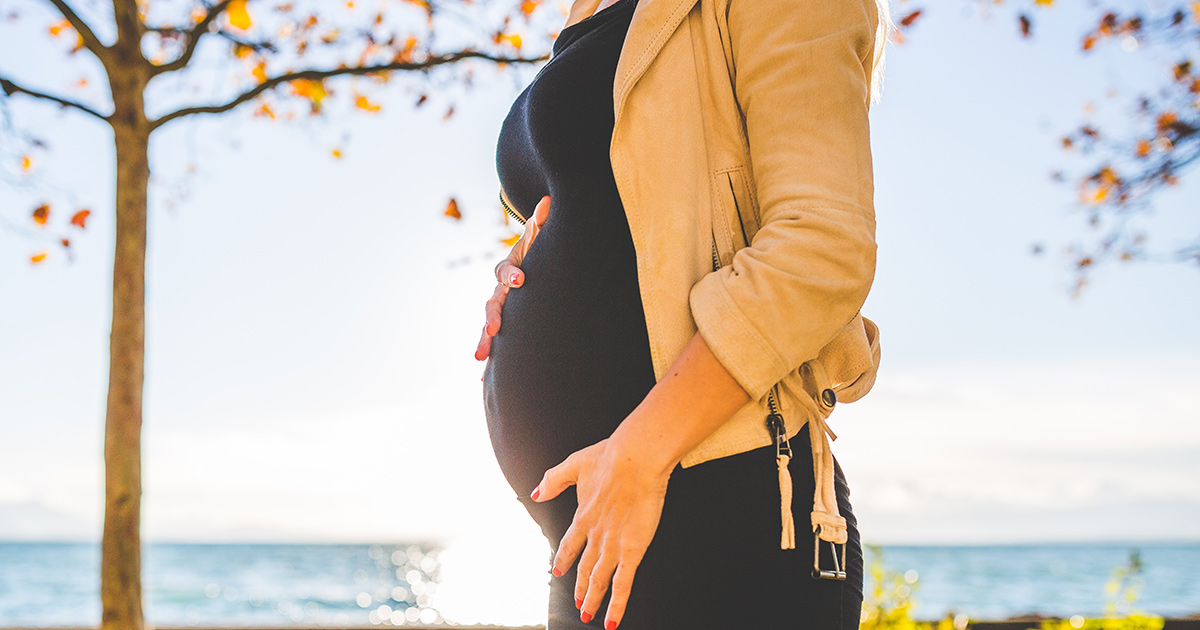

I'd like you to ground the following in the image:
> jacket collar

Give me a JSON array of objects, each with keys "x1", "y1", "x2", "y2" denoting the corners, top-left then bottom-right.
[{"x1": 565, "y1": 0, "x2": 701, "y2": 120}]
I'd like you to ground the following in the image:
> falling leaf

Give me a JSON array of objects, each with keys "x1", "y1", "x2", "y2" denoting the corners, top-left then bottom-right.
[
  {"x1": 1019, "y1": 14, "x2": 1031, "y2": 37},
  {"x1": 32, "y1": 203, "x2": 49, "y2": 226},
  {"x1": 445, "y1": 198, "x2": 462, "y2": 220},
  {"x1": 253, "y1": 103, "x2": 276, "y2": 119},
  {"x1": 442, "y1": 106, "x2": 455, "y2": 121},
  {"x1": 227, "y1": 0, "x2": 253, "y2": 30},
  {"x1": 60, "y1": 238, "x2": 71, "y2": 248},
  {"x1": 70, "y1": 209, "x2": 91, "y2": 228},
  {"x1": 500, "y1": 233, "x2": 521, "y2": 247},
  {"x1": 20, "y1": 155, "x2": 31, "y2": 171},
  {"x1": 332, "y1": 148, "x2": 343, "y2": 159},
  {"x1": 521, "y1": 0, "x2": 539, "y2": 16},
  {"x1": 1135, "y1": 139, "x2": 1152, "y2": 157},
  {"x1": 31, "y1": 252, "x2": 47, "y2": 263},
  {"x1": 1082, "y1": 34, "x2": 1096, "y2": 51},
  {"x1": 355, "y1": 94, "x2": 381, "y2": 112},
  {"x1": 252, "y1": 61, "x2": 268, "y2": 82}
]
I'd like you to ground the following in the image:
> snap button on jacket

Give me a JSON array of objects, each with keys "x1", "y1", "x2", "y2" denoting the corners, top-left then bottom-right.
[{"x1": 504, "y1": 0, "x2": 883, "y2": 546}]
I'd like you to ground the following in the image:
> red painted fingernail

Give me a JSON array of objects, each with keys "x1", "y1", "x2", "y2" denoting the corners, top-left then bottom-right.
[
  {"x1": 530, "y1": 486, "x2": 540, "y2": 501},
  {"x1": 510, "y1": 272, "x2": 520, "y2": 285},
  {"x1": 574, "y1": 597, "x2": 582, "y2": 609},
  {"x1": 580, "y1": 611, "x2": 593, "y2": 623},
  {"x1": 552, "y1": 566, "x2": 563, "y2": 577},
  {"x1": 606, "y1": 621, "x2": 618, "y2": 630}
]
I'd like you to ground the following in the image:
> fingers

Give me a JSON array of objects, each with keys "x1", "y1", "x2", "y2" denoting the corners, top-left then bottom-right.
[
  {"x1": 474, "y1": 324, "x2": 493, "y2": 362},
  {"x1": 474, "y1": 283, "x2": 510, "y2": 361},
  {"x1": 495, "y1": 194, "x2": 551, "y2": 288},
  {"x1": 603, "y1": 561, "x2": 640, "y2": 629},
  {"x1": 553, "y1": 522, "x2": 586, "y2": 578},
  {"x1": 495, "y1": 259, "x2": 524, "y2": 288},
  {"x1": 531, "y1": 194, "x2": 551, "y2": 227},
  {"x1": 484, "y1": 283, "x2": 508, "y2": 336},
  {"x1": 532, "y1": 449, "x2": 582, "y2": 503},
  {"x1": 578, "y1": 543, "x2": 618, "y2": 625}
]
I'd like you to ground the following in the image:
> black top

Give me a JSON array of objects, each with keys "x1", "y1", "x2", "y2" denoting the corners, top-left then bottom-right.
[{"x1": 483, "y1": 0, "x2": 655, "y2": 500}]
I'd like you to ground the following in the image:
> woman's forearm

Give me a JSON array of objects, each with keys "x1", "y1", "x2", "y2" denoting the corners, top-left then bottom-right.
[{"x1": 608, "y1": 330, "x2": 752, "y2": 476}]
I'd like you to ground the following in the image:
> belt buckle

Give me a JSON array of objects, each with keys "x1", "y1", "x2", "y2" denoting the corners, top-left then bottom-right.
[{"x1": 812, "y1": 524, "x2": 847, "y2": 581}]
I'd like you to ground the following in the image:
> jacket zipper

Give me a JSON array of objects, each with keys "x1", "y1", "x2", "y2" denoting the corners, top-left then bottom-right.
[
  {"x1": 500, "y1": 189, "x2": 527, "y2": 226},
  {"x1": 711, "y1": 240, "x2": 786, "y2": 448}
]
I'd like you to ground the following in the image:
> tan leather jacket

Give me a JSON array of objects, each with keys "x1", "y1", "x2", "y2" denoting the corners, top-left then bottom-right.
[{"x1": 499, "y1": 0, "x2": 882, "y2": 549}]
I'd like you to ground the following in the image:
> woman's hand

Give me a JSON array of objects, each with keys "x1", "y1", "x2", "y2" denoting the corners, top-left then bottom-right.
[
  {"x1": 474, "y1": 193, "x2": 551, "y2": 361},
  {"x1": 531, "y1": 435, "x2": 674, "y2": 630}
]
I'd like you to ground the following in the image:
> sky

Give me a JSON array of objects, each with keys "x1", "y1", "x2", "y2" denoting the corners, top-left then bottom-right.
[{"x1": 1, "y1": 0, "x2": 1198, "y2": 558}]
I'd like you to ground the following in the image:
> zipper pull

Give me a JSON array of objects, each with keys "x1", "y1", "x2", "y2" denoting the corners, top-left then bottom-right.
[{"x1": 766, "y1": 408, "x2": 796, "y2": 549}]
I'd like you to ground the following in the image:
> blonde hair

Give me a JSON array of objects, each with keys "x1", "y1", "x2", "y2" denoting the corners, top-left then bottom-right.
[{"x1": 867, "y1": 0, "x2": 895, "y2": 107}]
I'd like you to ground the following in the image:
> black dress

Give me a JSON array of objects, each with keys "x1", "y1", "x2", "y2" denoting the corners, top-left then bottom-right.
[{"x1": 482, "y1": 0, "x2": 864, "y2": 626}]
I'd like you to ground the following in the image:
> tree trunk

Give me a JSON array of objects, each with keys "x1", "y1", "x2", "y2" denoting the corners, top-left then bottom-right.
[{"x1": 101, "y1": 71, "x2": 150, "y2": 630}]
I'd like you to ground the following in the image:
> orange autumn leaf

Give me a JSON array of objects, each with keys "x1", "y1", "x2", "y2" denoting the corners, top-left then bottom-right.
[
  {"x1": 355, "y1": 94, "x2": 381, "y2": 112},
  {"x1": 445, "y1": 198, "x2": 462, "y2": 220},
  {"x1": 31, "y1": 252, "x2": 48, "y2": 263},
  {"x1": 899, "y1": 9, "x2": 921, "y2": 28},
  {"x1": 253, "y1": 102, "x2": 276, "y2": 119},
  {"x1": 252, "y1": 60, "x2": 268, "y2": 82},
  {"x1": 48, "y1": 18, "x2": 70, "y2": 36},
  {"x1": 494, "y1": 32, "x2": 522, "y2": 49},
  {"x1": 501, "y1": 233, "x2": 521, "y2": 247},
  {"x1": 70, "y1": 209, "x2": 91, "y2": 228},
  {"x1": 20, "y1": 155, "x2": 31, "y2": 171},
  {"x1": 520, "y1": 0, "x2": 539, "y2": 16},
  {"x1": 227, "y1": 0, "x2": 253, "y2": 30},
  {"x1": 32, "y1": 203, "x2": 49, "y2": 225},
  {"x1": 290, "y1": 78, "x2": 328, "y2": 112},
  {"x1": 332, "y1": 148, "x2": 343, "y2": 158},
  {"x1": 60, "y1": 238, "x2": 71, "y2": 248},
  {"x1": 1135, "y1": 138, "x2": 1152, "y2": 157}
]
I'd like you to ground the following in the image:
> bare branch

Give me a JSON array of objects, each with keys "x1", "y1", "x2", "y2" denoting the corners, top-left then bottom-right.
[
  {"x1": 0, "y1": 76, "x2": 110, "y2": 121},
  {"x1": 43, "y1": 0, "x2": 109, "y2": 59},
  {"x1": 151, "y1": 0, "x2": 236, "y2": 75},
  {"x1": 149, "y1": 49, "x2": 549, "y2": 131}
]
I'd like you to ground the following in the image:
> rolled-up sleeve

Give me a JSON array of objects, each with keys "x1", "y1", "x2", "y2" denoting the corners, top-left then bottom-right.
[{"x1": 688, "y1": 0, "x2": 880, "y2": 402}]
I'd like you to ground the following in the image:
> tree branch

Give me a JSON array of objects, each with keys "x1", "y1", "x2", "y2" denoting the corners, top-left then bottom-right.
[
  {"x1": 43, "y1": 0, "x2": 109, "y2": 59},
  {"x1": 149, "y1": 49, "x2": 549, "y2": 131},
  {"x1": 0, "y1": 76, "x2": 110, "y2": 121},
  {"x1": 151, "y1": 0, "x2": 236, "y2": 75}
]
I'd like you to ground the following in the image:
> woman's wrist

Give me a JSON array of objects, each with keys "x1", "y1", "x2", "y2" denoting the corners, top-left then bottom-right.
[{"x1": 608, "y1": 330, "x2": 752, "y2": 478}]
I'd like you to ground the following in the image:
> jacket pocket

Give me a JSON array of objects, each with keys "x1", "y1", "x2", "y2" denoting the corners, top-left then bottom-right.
[{"x1": 717, "y1": 166, "x2": 759, "y2": 249}]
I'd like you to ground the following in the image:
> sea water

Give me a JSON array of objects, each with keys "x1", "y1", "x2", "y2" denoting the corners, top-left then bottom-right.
[{"x1": 0, "y1": 541, "x2": 1196, "y2": 626}]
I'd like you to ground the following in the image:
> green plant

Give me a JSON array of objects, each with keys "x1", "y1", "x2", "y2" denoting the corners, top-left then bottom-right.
[{"x1": 859, "y1": 544, "x2": 965, "y2": 630}]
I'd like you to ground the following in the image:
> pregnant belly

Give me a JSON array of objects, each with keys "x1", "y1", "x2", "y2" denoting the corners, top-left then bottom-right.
[{"x1": 480, "y1": 223, "x2": 657, "y2": 496}]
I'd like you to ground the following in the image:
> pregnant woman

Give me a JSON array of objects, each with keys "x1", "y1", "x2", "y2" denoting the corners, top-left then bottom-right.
[{"x1": 477, "y1": 0, "x2": 890, "y2": 628}]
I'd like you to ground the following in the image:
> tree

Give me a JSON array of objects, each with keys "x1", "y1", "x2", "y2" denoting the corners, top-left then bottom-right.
[
  {"x1": 0, "y1": 1, "x2": 550, "y2": 628},
  {"x1": 891, "y1": 1, "x2": 1199, "y2": 292}
]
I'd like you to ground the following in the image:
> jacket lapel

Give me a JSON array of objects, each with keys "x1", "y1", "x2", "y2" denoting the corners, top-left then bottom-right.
[{"x1": 615, "y1": 0, "x2": 699, "y2": 117}]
